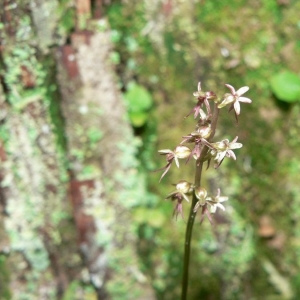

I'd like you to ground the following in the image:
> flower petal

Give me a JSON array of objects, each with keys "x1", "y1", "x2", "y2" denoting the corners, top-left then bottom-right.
[
  {"x1": 234, "y1": 101, "x2": 241, "y2": 115},
  {"x1": 197, "y1": 82, "x2": 201, "y2": 91},
  {"x1": 236, "y1": 86, "x2": 249, "y2": 96},
  {"x1": 174, "y1": 156, "x2": 180, "y2": 168},
  {"x1": 210, "y1": 205, "x2": 217, "y2": 213},
  {"x1": 215, "y1": 151, "x2": 227, "y2": 164},
  {"x1": 216, "y1": 203, "x2": 225, "y2": 211},
  {"x1": 225, "y1": 84, "x2": 236, "y2": 94},
  {"x1": 182, "y1": 193, "x2": 190, "y2": 202},
  {"x1": 159, "y1": 163, "x2": 171, "y2": 182},
  {"x1": 158, "y1": 149, "x2": 172, "y2": 154},
  {"x1": 227, "y1": 150, "x2": 236, "y2": 160},
  {"x1": 238, "y1": 96, "x2": 252, "y2": 103},
  {"x1": 218, "y1": 94, "x2": 235, "y2": 108},
  {"x1": 199, "y1": 109, "x2": 207, "y2": 120},
  {"x1": 229, "y1": 142, "x2": 243, "y2": 149},
  {"x1": 165, "y1": 190, "x2": 177, "y2": 199},
  {"x1": 218, "y1": 196, "x2": 228, "y2": 203},
  {"x1": 232, "y1": 136, "x2": 238, "y2": 143}
]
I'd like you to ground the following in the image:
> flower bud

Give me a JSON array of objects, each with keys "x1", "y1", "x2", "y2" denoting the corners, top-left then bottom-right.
[
  {"x1": 195, "y1": 187, "x2": 207, "y2": 206},
  {"x1": 175, "y1": 180, "x2": 194, "y2": 194},
  {"x1": 205, "y1": 91, "x2": 217, "y2": 100},
  {"x1": 193, "y1": 90, "x2": 206, "y2": 98},
  {"x1": 174, "y1": 145, "x2": 191, "y2": 159},
  {"x1": 193, "y1": 125, "x2": 212, "y2": 139}
]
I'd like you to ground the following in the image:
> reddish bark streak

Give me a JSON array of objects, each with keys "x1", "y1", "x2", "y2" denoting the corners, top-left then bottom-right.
[
  {"x1": 2, "y1": 0, "x2": 15, "y2": 36},
  {"x1": 60, "y1": 45, "x2": 80, "y2": 79},
  {"x1": 71, "y1": 31, "x2": 93, "y2": 47},
  {"x1": 68, "y1": 179, "x2": 96, "y2": 245},
  {"x1": 20, "y1": 65, "x2": 36, "y2": 88},
  {"x1": 93, "y1": 0, "x2": 103, "y2": 19}
]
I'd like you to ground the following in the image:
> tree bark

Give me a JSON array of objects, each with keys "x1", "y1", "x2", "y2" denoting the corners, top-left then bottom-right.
[{"x1": 0, "y1": 1, "x2": 154, "y2": 299}]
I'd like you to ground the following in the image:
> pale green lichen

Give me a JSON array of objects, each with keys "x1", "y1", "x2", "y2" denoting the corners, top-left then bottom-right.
[{"x1": 3, "y1": 45, "x2": 47, "y2": 109}]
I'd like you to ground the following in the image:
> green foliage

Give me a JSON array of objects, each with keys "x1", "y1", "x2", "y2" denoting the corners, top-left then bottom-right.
[
  {"x1": 3, "y1": 45, "x2": 47, "y2": 109},
  {"x1": 270, "y1": 71, "x2": 300, "y2": 102},
  {"x1": 62, "y1": 281, "x2": 81, "y2": 300},
  {"x1": 87, "y1": 127, "x2": 103, "y2": 144},
  {"x1": 60, "y1": 9, "x2": 75, "y2": 33},
  {"x1": 102, "y1": 0, "x2": 300, "y2": 298},
  {"x1": 109, "y1": 51, "x2": 121, "y2": 64},
  {"x1": 62, "y1": 281, "x2": 97, "y2": 300},
  {"x1": 80, "y1": 165, "x2": 101, "y2": 180},
  {"x1": 133, "y1": 207, "x2": 166, "y2": 228},
  {"x1": 7, "y1": 0, "x2": 296, "y2": 298},
  {"x1": 0, "y1": 255, "x2": 11, "y2": 300},
  {"x1": 56, "y1": 0, "x2": 75, "y2": 35},
  {"x1": 123, "y1": 82, "x2": 153, "y2": 127}
]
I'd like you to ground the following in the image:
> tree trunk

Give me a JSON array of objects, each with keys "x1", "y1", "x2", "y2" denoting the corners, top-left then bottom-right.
[{"x1": 0, "y1": 1, "x2": 154, "y2": 299}]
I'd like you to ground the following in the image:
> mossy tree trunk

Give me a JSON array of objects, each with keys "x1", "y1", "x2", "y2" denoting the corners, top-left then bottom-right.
[{"x1": 0, "y1": 1, "x2": 154, "y2": 299}]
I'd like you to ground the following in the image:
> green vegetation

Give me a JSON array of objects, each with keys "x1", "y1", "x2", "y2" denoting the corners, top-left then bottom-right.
[
  {"x1": 123, "y1": 82, "x2": 153, "y2": 127},
  {"x1": 270, "y1": 71, "x2": 300, "y2": 102},
  {"x1": 105, "y1": 0, "x2": 300, "y2": 299},
  {"x1": 1, "y1": 0, "x2": 300, "y2": 298},
  {"x1": 0, "y1": 255, "x2": 11, "y2": 300}
]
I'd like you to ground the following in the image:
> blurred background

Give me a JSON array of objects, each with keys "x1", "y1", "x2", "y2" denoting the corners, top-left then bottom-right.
[{"x1": 1, "y1": 0, "x2": 300, "y2": 299}]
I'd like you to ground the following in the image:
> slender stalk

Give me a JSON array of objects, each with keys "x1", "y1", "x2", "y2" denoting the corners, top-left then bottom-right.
[
  {"x1": 181, "y1": 103, "x2": 220, "y2": 300},
  {"x1": 181, "y1": 160, "x2": 203, "y2": 300}
]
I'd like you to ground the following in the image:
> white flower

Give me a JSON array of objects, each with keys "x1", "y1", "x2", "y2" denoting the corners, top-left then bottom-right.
[
  {"x1": 207, "y1": 189, "x2": 228, "y2": 213},
  {"x1": 158, "y1": 145, "x2": 191, "y2": 168},
  {"x1": 211, "y1": 136, "x2": 243, "y2": 168},
  {"x1": 218, "y1": 84, "x2": 252, "y2": 115}
]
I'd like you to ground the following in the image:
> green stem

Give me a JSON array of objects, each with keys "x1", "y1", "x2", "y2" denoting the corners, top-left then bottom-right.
[
  {"x1": 181, "y1": 160, "x2": 203, "y2": 300},
  {"x1": 181, "y1": 103, "x2": 220, "y2": 300}
]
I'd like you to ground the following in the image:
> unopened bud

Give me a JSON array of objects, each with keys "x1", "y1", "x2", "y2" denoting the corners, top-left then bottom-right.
[
  {"x1": 193, "y1": 90, "x2": 206, "y2": 98},
  {"x1": 195, "y1": 187, "x2": 207, "y2": 205},
  {"x1": 205, "y1": 91, "x2": 217, "y2": 100},
  {"x1": 174, "y1": 145, "x2": 191, "y2": 159},
  {"x1": 195, "y1": 125, "x2": 212, "y2": 139},
  {"x1": 175, "y1": 180, "x2": 194, "y2": 194}
]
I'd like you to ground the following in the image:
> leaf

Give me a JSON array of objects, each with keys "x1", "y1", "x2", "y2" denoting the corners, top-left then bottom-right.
[
  {"x1": 124, "y1": 82, "x2": 153, "y2": 112},
  {"x1": 129, "y1": 111, "x2": 149, "y2": 127},
  {"x1": 270, "y1": 71, "x2": 300, "y2": 102}
]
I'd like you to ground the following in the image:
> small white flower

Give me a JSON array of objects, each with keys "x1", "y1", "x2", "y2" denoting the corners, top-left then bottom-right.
[
  {"x1": 158, "y1": 145, "x2": 191, "y2": 168},
  {"x1": 218, "y1": 84, "x2": 252, "y2": 115},
  {"x1": 211, "y1": 136, "x2": 243, "y2": 168},
  {"x1": 207, "y1": 189, "x2": 228, "y2": 213}
]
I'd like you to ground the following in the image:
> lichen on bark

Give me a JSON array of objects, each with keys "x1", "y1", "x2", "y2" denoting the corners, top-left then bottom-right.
[{"x1": 57, "y1": 27, "x2": 155, "y2": 299}]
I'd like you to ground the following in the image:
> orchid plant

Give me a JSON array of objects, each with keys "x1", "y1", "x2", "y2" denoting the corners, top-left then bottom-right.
[{"x1": 157, "y1": 82, "x2": 252, "y2": 300}]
